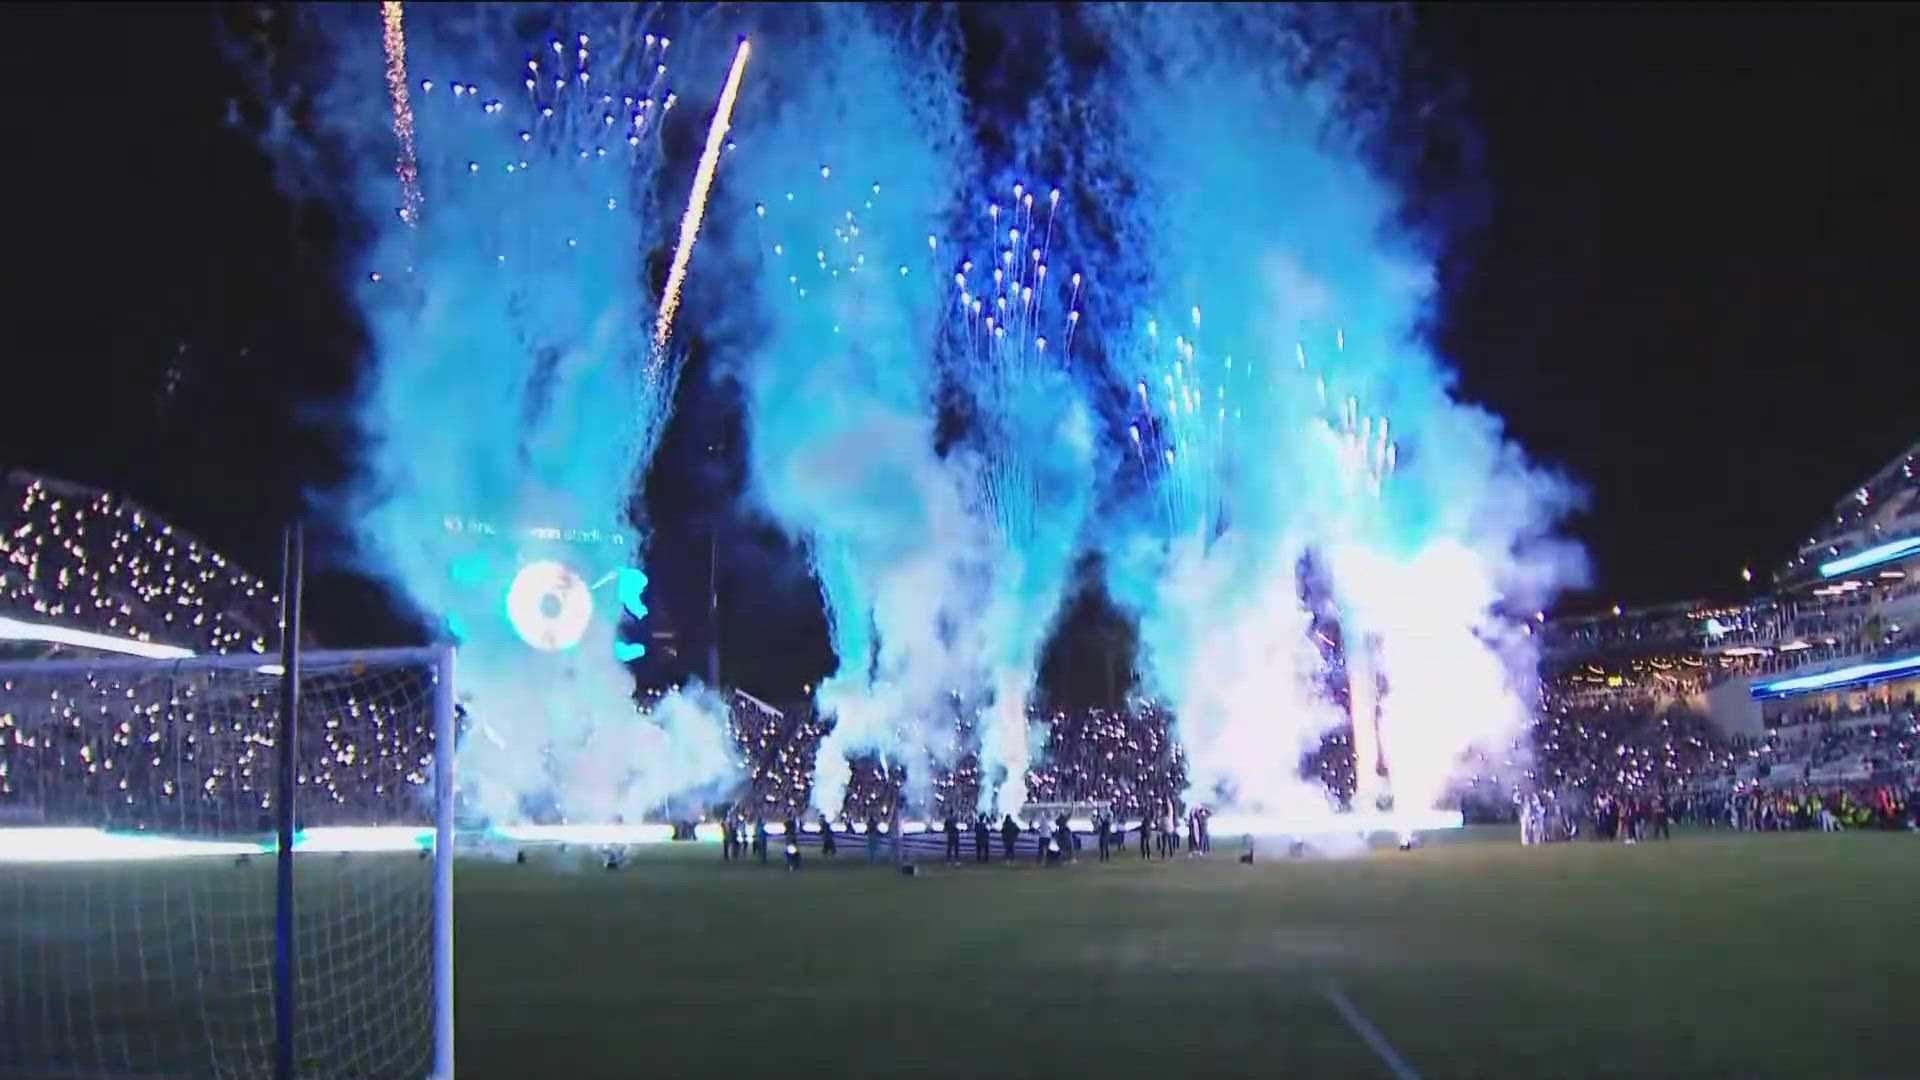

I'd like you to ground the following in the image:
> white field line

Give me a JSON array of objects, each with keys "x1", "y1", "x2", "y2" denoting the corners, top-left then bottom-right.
[{"x1": 1324, "y1": 983, "x2": 1422, "y2": 1080}]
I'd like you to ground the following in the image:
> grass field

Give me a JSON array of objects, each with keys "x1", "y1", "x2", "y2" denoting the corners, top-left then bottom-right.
[
  {"x1": 7, "y1": 827, "x2": 1915, "y2": 1078},
  {"x1": 455, "y1": 828, "x2": 1917, "y2": 1079}
]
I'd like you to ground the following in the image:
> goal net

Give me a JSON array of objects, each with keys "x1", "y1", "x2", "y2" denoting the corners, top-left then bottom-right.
[{"x1": 0, "y1": 646, "x2": 455, "y2": 1080}]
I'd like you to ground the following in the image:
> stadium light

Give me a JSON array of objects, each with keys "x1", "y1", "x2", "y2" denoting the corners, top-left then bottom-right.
[
  {"x1": 0, "y1": 828, "x2": 265, "y2": 864},
  {"x1": 0, "y1": 826, "x2": 445, "y2": 864},
  {"x1": 1749, "y1": 650, "x2": 1920, "y2": 700},
  {"x1": 1818, "y1": 535, "x2": 1920, "y2": 578},
  {"x1": 490, "y1": 823, "x2": 675, "y2": 846},
  {"x1": 0, "y1": 615, "x2": 195, "y2": 660},
  {"x1": 1207, "y1": 807, "x2": 1463, "y2": 838}
]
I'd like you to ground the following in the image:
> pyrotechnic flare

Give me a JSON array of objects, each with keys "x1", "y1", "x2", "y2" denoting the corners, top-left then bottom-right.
[
  {"x1": 1087, "y1": 4, "x2": 1584, "y2": 825},
  {"x1": 723, "y1": 6, "x2": 985, "y2": 819},
  {"x1": 933, "y1": 178, "x2": 1098, "y2": 814},
  {"x1": 653, "y1": 35, "x2": 752, "y2": 360},
  {"x1": 243, "y1": 6, "x2": 747, "y2": 827},
  {"x1": 381, "y1": 1, "x2": 421, "y2": 225}
]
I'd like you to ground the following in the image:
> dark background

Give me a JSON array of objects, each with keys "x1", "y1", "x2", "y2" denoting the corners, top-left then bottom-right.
[{"x1": 2, "y1": 3, "x2": 1915, "y2": 697}]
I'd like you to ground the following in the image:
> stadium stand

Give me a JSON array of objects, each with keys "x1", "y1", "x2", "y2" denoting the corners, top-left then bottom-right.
[
  {"x1": 1, "y1": 470, "x2": 279, "y2": 660},
  {"x1": 0, "y1": 470, "x2": 443, "y2": 828},
  {"x1": 1526, "y1": 438, "x2": 1920, "y2": 837}
]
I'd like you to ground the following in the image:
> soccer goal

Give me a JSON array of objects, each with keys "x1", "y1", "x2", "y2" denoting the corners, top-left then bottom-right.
[{"x1": 0, "y1": 646, "x2": 455, "y2": 1079}]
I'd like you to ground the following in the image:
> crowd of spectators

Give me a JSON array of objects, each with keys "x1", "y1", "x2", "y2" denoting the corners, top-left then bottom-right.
[
  {"x1": 1527, "y1": 701, "x2": 1741, "y2": 794},
  {"x1": 1, "y1": 661, "x2": 440, "y2": 831},
  {"x1": 1, "y1": 472, "x2": 279, "y2": 658},
  {"x1": 724, "y1": 695, "x2": 1190, "y2": 825},
  {"x1": 1678, "y1": 783, "x2": 1915, "y2": 832},
  {"x1": 1521, "y1": 780, "x2": 1917, "y2": 842},
  {"x1": 1519, "y1": 672, "x2": 1920, "y2": 842},
  {"x1": 1538, "y1": 603, "x2": 1706, "y2": 660}
]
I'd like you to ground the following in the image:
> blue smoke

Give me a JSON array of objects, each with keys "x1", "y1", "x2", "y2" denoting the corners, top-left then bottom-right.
[
  {"x1": 237, "y1": 5, "x2": 743, "y2": 822},
  {"x1": 710, "y1": 7, "x2": 1105, "y2": 816},
  {"x1": 232, "y1": 3, "x2": 1589, "y2": 825},
  {"x1": 711, "y1": 7, "x2": 981, "y2": 815},
  {"x1": 1075, "y1": 6, "x2": 1587, "y2": 815}
]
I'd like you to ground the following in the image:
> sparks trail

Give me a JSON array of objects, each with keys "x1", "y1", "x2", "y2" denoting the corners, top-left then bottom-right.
[
  {"x1": 381, "y1": 1, "x2": 421, "y2": 226},
  {"x1": 940, "y1": 181, "x2": 1086, "y2": 547},
  {"x1": 653, "y1": 36, "x2": 752, "y2": 360}
]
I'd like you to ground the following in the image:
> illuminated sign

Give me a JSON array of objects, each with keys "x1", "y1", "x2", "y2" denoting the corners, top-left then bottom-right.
[
  {"x1": 442, "y1": 515, "x2": 629, "y2": 548},
  {"x1": 439, "y1": 514, "x2": 634, "y2": 653},
  {"x1": 505, "y1": 560, "x2": 594, "y2": 652},
  {"x1": 1818, "y1": 535, "x2": 1920, "y2": 579},
  {"x1": 1749, "y1": 651, "x2": 1920, "y2": 700}
]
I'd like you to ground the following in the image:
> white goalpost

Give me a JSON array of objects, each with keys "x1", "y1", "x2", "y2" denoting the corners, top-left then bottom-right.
[{"x1": 0, "y1": 645, "x2": 456, "y2": 1079}]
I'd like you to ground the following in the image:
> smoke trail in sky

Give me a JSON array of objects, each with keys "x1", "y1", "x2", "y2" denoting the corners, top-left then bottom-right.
[
  {"x1": 1082, "y1": 6, "x2": 1587, "y2": 818},
  {"x1": 237, "y1": 5, "x2": 744, "y2": 822}
]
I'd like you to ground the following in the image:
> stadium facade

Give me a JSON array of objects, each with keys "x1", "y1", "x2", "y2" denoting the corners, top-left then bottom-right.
[{"x1": 1542, "y1": 440, "x2": 1919, "y2": 782}]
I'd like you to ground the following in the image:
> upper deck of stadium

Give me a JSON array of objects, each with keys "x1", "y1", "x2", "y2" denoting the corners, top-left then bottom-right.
[
  {"x1": 1542, "y1": 437, "x2": 1920, "y2": 739},
  {"x1": 1, "y1": 470, "x2": 282, "y2": 661}
]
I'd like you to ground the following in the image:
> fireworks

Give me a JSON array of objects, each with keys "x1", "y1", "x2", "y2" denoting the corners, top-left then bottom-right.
[
  {"x1": 653, "y1": 36, "x2": 753, "y2": 360},
  {"x1": 382, "y1": 2, "x2": 422, "y2": 226},
  {"x1": 241, "y1": 6, "x2": 1586, "y2": 828},
  {"x1": 941, "y1": 181, "x2": 1086, "y2": 546}
]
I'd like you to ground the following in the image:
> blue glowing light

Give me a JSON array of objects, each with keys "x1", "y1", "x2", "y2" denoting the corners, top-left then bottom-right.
[
  {"x1": 1750, "y1": 651, "x2": 1920, "y2": 700},
  {"x1": 617, "y1": 567, "x2": 650, "y2": 620},
  {"x1": 505, "y1": 559, "x2": 592, "y2": 652},
  {"x1": 448, "y1": 553, "x2": 491, "y2": 587},
  {"x1": 614, "y1": 567, "x2": 649, "y2": 662},
  {"x1": 1818, "y1": 535, "x2": 1920, "y2": 579}
]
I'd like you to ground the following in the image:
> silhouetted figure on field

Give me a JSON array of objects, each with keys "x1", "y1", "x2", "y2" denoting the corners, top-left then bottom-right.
[
  {"x1": 820, "y1": 819, "x2": 838, "y2": 858},
  {"x1": 973, "y1": 815, "x2": 990, "y2": 863},
  {"x1": 1139, "y1": 816, "x2": 1152, "y2": 860},
  {"x1": 944, "y1": 815, "x2": 961, "y2": 863},
  {"x1": 721, "y1": 813, "x2": 737, "y2": 862},
  {"x1": 866, "y1": 816, "x2": 881, "y2": 864},
  {"x1": 1001, "y1": 814, "x2": 1020, "y2": 862},
  {"x1": 1096, "y1": 816, "x2": 1111, "y2": 862},
  {"x1": 752, "y1": 819, "x2": 768, "y2": 864}
]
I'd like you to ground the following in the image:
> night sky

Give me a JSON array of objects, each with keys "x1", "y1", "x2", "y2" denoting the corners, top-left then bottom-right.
[{"x1": 2, "y1": 4, "x2": 1915, "y2": 695}]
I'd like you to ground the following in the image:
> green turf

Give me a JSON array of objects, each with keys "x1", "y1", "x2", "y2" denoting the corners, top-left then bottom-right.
[
  {"x1": 454, "y1": 829, "x2": 1917, "y2": 1079},
  {"x1": 6, "y1": 829, "x2": 1915, "y2": 1078}
]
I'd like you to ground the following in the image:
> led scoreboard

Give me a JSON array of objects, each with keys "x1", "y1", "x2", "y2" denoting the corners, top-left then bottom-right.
[{"x1": 440, "y1": 514, "x2": 651, "y2": 660}]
